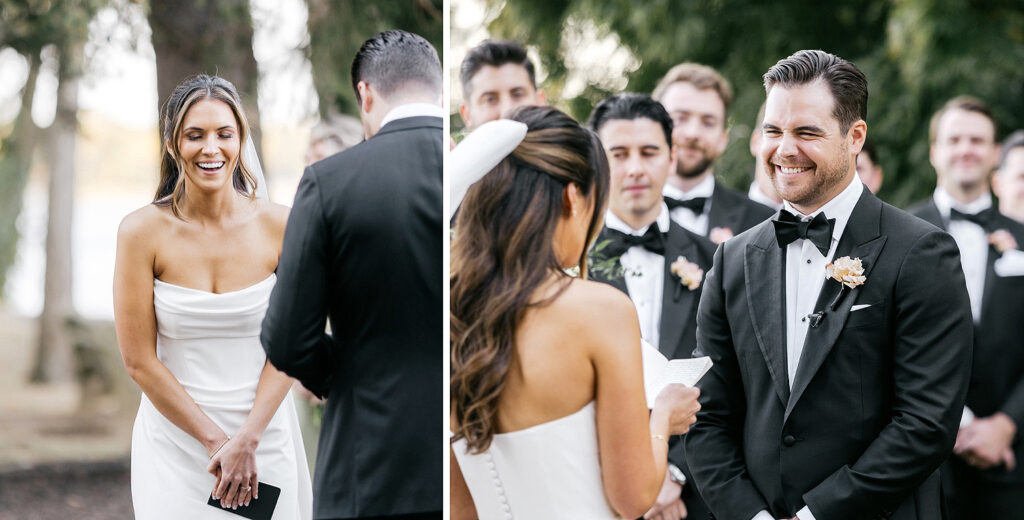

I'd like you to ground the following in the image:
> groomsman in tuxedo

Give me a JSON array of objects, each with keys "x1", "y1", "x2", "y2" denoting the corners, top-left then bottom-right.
[
  {"x1": 262, "y1": 30, "x2": 442, "y2": 520},
  {"x1": 458, "y1": 40, "x2": 545, "y2": 130},
  {"x1": 652, "y1": 63, "x2": 775, "y2": 243},
  {"x1": 588, "y1": 93, "x2": 716, "y2": 520},
  {"x1": 685, "y1": 50, "x2": 973, "y2": 520},
  {"x1": 909, "y1": 97, "x2": 1024, "y2": 519},
  {"x1": 993, "y1": 130, "x2": 1024, "y2": 224}
]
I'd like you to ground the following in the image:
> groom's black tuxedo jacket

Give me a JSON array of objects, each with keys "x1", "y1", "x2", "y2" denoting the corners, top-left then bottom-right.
[
  {"x1": 685, "y1": 190, "x2": 973, "y2": 520},
  {"x1": 911, "y1": 200, "x2": 1024, "y2": 486},
  {"x1": 589, "y1": 219, "x2": 715, "y2": 516},
  {"x1": 262, "y1": 116, "x2": 442, "y2": 519}
]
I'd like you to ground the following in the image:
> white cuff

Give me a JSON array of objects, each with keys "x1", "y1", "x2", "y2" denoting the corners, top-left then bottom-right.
[
  {"x1": 751, "y1": 510, "x2": 774, "y2": 520},
  {"x1": 961, "y1": 406, "x2": 976, "y2": 428},
  {"x1": 797, "y1": 504, "x2": 817, "y2": 520}
]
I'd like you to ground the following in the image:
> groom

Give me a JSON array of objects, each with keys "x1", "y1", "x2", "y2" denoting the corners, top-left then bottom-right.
[
  {"x1": 684, "y1": 50, "x2": 973, "y2": 520},
  {"x1": 261, "y1": 30, "x2": 442, "y2": 520}
]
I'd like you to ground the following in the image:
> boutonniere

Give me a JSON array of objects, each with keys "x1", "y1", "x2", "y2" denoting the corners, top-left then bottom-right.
[
  {"x1": 709, "y1": 226, "x2": 734, "y2": 244},
  {"x1": 826, "y1": 256, "x2": 866, "y2": 289},
  {"x1": 670, "y1": 256, "x2": 704, "y2": 291},
  {"x1": 989, "y1": 229, "x2": 1018, "y2": 254},
  {"x1": 822, "y1": 256, "x2": 865, "y2": 315}
]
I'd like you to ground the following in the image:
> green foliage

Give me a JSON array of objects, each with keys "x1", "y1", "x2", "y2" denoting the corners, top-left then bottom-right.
[
  {"x1": 482, "y1": 0, "x2": 1024, "y2": 207},
  {"x1": 305, "y1": 0, "x2": 443, "y2": 117}
]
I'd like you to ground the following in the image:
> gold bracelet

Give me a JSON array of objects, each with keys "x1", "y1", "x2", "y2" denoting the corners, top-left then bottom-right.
[
  {"x1": 209, "y1": 436, "x2": 231, "y2": 459},
  {"x1": 651, "y1": 434, "x2": 668, "y2": 446}
]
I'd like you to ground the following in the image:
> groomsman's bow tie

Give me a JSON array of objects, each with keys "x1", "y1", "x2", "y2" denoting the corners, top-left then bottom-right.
[
  {"x1": 773, "y1": 210, "x2": 835, "y2": 256},
  {"x1": 949, "y1": 208, "x2": 994, "y2": 230},
  {"x1": 664, "y1": 196, "x2": 708, "y2": 214},
  {"x1": 605, "y1": 226, "x2": 666, "y2": 257}
]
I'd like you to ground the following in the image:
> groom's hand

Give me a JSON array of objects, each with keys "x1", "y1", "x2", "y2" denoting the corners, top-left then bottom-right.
[{"x1": 642, "y1": 470, "x2": 686, "y2": 519}]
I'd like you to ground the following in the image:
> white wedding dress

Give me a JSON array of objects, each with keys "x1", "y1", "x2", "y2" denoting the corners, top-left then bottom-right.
[
  {"x1": 452, "y1": 401, "x2": 623, "y2": 519},
  {"x1": 131, "y1": 273, "x2": 312, "y2": 519}
]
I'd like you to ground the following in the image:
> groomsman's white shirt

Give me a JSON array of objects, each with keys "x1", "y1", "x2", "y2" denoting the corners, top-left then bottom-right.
[
  {"x1": 664, "y1": 175, "x2": 714, "y2": 236},
  {"x1": 379, "y1": 102, "x2": 445, "y2": 128},
  {"x1": 604, "y1": 204, "x2": 671, "y2": 349},
  {"x1": 749, "y1": 181, "x2": 783, "y2": 210},
  {"x1": 932, "y1": 188, "x2": 990, "y2": 323},
  {"x1": 752, "y1": 175, "x2": 864, "y2": 520}
]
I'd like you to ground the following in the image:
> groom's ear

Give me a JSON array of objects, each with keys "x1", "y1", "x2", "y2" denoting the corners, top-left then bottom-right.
[{"x1": 357, "y1": 82, "x2": 373, "y2": 114}]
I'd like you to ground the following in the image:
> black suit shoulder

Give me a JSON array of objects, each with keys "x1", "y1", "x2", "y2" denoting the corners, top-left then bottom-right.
[
  {"x1": 671, "y1": 220, "x2": 716, "y2": 269},
  {"x1": 712, "y1": 183, "x2": 777, "y2": 225}
]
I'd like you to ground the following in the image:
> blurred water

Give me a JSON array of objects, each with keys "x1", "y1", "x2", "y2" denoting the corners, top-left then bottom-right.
[{"x1": 5, "y1": 183, "x2": 151, "y2": 320}]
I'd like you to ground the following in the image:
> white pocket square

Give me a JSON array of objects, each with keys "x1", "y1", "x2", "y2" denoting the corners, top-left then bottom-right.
[{"x1": 850, "y1": 304, "x2": 872, "y2": 312}]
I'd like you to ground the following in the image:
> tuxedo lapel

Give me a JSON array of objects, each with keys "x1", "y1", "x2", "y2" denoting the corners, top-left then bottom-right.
[
  {"x1": 744, "y1": 223, "x2": 790, "y2": 406},
  {"x1": 708, "y1": 183, "x2": 743, "y2": 234},
  {"x1": 786, "y1": 191, "x2": 887, "y2": 420},
  {"x1": 980, "y1": 218, "x2": 1004, "y2": 320},
  {"x1": 659, "y1": 224, "x2": 697, "y2": 358}
]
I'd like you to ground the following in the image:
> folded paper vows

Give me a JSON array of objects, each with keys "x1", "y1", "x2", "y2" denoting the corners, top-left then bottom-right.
[{"x1": 642, "y1": 339, "x2": 713, "y2": 409}]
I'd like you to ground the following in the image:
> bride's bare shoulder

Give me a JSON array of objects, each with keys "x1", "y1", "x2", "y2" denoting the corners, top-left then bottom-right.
[
  {"x1": 552, "y1": 279, "x2": 638, "y2": 333},
  {"x1": 117, "y1": 204, "x2": 172, "y2": 244}
]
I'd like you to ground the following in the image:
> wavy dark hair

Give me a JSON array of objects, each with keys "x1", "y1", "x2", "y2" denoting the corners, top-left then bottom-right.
[
  {"x1": 153, "y1": 74, "x2": 256, "y2": 219},
  {"x1": 451, "y1": 106, "x2": 609, "y2": 453}
]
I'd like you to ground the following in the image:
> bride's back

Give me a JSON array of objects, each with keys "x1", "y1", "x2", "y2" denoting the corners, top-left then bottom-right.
[{"x1": 496, "y1": 277, "x2": 633, "y2": 433}]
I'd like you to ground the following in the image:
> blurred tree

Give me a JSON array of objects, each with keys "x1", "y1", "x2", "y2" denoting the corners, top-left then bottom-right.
[
  {"x1": 147, "y1": 0, "x2": 262, "y2": 157},
  {"x1": 304, "y1": 0, "x2": 442, "y2": 117},
  {"x1": 482, "y1": 0, "x2": 1024, "y2": 207},
  {"x1": 0, "y1": 0, "x2": 107, "y2": 382}
]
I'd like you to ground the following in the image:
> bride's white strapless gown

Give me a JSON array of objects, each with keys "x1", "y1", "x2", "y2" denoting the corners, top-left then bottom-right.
[
  {"x1": 452, "y1": 401, "x2": 623, "y2": 519},
  {"x1": 131, "y1": 274, "x2": 312, "y2": 519}
]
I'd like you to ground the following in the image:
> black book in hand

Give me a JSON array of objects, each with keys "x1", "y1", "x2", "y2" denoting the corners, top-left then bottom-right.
[{"x1": 206, "y1": 482, "x2": 280, "y2": 520}]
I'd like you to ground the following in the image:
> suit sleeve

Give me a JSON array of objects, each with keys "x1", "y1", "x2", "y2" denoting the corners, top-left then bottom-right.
[
  {"x1": 684, "y1": 243, "x2": 771, "y2": 519},
  {"x1": 260, "y1": 166, "x2": 334, "y2": 398},
  {"x1": 802, "y1": 230, "x2": 973, "y2": 519}
]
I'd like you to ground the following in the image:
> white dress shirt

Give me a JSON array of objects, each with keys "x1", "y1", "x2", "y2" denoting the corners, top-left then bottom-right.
[
  {"x1": 751, "y1": 176, "x2": 864, "y2": 520},
  {"x1": 379, "y1": 102, "x2": 445, "y2": 128},
  {"x1": 604, "y1": 205, "x2": 671, "y2": 349},
  {"x1": 932, "y1": 188, "x2": 990, "y2": 323},
  {"x1": 664, "y1": 175, "x2": 714, "y2": 236},
  {"x1": 749, "y1": 181, "x2": 784, "y2": 210}
]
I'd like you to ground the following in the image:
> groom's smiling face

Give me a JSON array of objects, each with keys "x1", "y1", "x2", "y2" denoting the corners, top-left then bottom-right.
[{"x1": 761, "y1": 80, "x2": 864, "y2": 214}]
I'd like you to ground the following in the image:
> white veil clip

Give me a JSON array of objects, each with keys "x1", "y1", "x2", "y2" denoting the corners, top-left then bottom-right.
[{"x1": 449, "y1": 119, "x2": 528, "y2": 221}]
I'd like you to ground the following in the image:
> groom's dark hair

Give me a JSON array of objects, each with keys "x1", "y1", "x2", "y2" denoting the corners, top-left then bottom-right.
[
  {"x1": 351, "y1": 30, "x2": 441, "y2": 104},
  {"x1": 587, "y1": 93, "x2": 673, "y2": 148},
  {"x1": 763, "y1": 49, "x2": 867, "y2": 133}
]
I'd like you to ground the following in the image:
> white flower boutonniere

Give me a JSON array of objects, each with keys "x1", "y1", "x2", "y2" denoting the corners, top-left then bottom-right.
[
  {"x1": 989, "y1": 229, "x2": 1018, "y2": 254},
  {"x1": 826, "y1": 256, "x2": 866, "y2": 289},
  {"x1": 670, "y1": 256, "x2": 704, "y2": 291}
]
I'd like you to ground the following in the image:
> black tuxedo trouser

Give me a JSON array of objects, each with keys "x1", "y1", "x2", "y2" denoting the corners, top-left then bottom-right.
[{"x1": 325, "y1": 512, "x2": 441, "y2": 520}]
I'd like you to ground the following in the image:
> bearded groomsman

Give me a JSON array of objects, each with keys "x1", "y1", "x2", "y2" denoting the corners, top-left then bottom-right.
[
  {"x1": 588, "y1": 93, "x2": 716, "y2": 520},
  {"x1": 685, "y1": 50, "x2": 972, "y2": 520},
  {"x1": 653, "y1": 63, "x2": 775, "y2": 243},
  {"x1": 909, "y1": 96, "x2": 1024, "y2": 519}
]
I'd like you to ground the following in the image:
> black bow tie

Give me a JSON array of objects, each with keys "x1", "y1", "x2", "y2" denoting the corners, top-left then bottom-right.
[
  {"x1": 604, "y1": 226, "x2": 666, "y2": 258},
  {"x1": 773, "y1": 210, "x2": 835, "y2": 256},
  {"x1": 665, "y1": 196, "x2": 708, "y2": 215},
  {"x1": 949, "y1": 208, "x2": 994, "y2": 230}
]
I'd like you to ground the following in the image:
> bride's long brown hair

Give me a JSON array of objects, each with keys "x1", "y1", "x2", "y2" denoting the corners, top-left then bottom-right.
[{"x1": 450, "y1": 106, "x2": 609, "y2": 453}]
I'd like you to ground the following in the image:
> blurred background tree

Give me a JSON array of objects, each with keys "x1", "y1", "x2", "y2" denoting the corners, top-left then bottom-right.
[
  {"x1": 304, "y1": 0, "x2": 442, "y2": 117},
  {"x1": 473, "y1": 0, "x2": 1024, "y2": 207}
]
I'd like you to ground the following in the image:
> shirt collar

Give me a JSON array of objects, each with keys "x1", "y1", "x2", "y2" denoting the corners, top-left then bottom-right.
[
  {"x1": 932, "y1": 186, "x2": 992, "y2": 218},
  {"x1": 605, "y1": 202, "x2": 671, "y2": 236},
  {"x1": 380, "y1": 103, "x2": 445, "y2": 128},
  {"x1": 663, "y1": 174, "x2": 715, "y2": 200},
  {"x1": 748, "y1": 181, "x2": 783, "y2": 210},
  {"x1": 782, "y1": 175, "x2": 864, "y2": 244}
]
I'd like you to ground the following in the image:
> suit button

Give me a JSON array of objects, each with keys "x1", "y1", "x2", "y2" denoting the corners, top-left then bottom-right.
[{"x1": 783, "y1": 435, "x2": 796, "y2": 446}]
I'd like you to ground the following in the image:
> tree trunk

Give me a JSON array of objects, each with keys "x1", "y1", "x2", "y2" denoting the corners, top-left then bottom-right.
[
  {"x1": 30, "y1": 44, "x2": 80, "y2": 384},
  {"x1": 0, "y1": 54, "x2": 41, "y2": 297},
  {"x1": 147, "y1": 0, "x2": 262, "y2": 158}
]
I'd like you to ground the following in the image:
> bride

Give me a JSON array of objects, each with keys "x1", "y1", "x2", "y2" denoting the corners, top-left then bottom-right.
[
  {"x1": 450, "y1": 106, "x2": 701, "y2": 519},
  {"x1": 113, "y1": 74, "x2": 312, "y2": 518}
]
